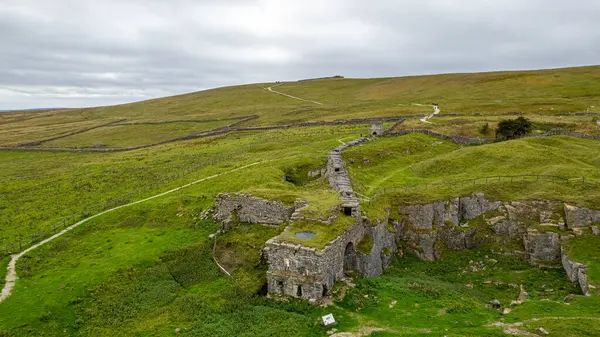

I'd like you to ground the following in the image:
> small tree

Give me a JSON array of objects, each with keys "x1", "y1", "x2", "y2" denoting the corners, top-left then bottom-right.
[
  {"x1": 496, "y1": 117, "x2": 532, "y2": 140},
  {"x1": 479, "y1": 122, "x2": 490, "y2": 136}
]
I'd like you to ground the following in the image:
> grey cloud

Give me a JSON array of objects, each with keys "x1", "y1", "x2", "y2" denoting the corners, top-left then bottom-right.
[{"x1": 1, "y1": 0, "x2": 599, "y2": 109}]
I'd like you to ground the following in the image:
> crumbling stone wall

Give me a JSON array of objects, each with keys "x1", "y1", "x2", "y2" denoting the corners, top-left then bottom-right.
[{"x1": 214, "y1": 193, "x2": 295, "y2": 226}]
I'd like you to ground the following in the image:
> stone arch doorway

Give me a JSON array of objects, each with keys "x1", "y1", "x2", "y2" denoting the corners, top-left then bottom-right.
[{"x1": 344, "y1": 242, "x2": 357, "y2": 273}]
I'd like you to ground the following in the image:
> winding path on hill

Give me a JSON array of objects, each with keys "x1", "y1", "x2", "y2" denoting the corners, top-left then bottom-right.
[
  {"x1": 265, "y1": 83, "x2": 323, "y2": 105},
  {"x1": 0, "y1": 159, "x2": 277, "y2": 304},
  {"x1": 419, "y1": 104, "x2": 440, "y2": 123}
]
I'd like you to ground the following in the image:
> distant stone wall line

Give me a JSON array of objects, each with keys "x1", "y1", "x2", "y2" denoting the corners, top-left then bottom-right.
[
  {"x1": 0, "y1": 116, "x2": 405, "y2": 153},
  {"x1": 110, "y1": 115, "x2": 257, "y2": 126},
  {"x1": 12, "y1": 119, "x2": 127, "y2": 147}
]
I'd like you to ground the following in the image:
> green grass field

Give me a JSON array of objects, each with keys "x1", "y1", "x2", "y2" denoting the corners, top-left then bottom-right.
[
  {"x1": 2, "y1": 65, "x2": 600, "y2": 336},
  {"x1": 2, "y1": 65, "x2": 599, "y2": 148},
  {"x1": 40, "y1": 120, "x2": 233, "y2": 148}
]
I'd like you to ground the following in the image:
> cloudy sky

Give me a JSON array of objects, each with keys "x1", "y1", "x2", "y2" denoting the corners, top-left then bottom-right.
[{"x1": 1, "y1": 0, "x2": 599, "y2": 110}]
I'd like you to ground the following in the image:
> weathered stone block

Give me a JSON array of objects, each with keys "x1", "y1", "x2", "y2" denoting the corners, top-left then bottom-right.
[
  {"x1": 564, "y1": 204, "x2": 600, "y2": 228},
  {"x1": 444, "y1": 198, "x2": 460, "y2": 226},
  {"x1": 523, "y1": 230, "x2": 561, "y2": 264},
  {"x1": 438, "y1": 226, "x2": 479, "y2": 251},
  {"x1": 401, "y1": 204, "x2": 435, "y2": 230},
  {"x1": 459, "y1": 193, "x2": 501, "y2": 220}
]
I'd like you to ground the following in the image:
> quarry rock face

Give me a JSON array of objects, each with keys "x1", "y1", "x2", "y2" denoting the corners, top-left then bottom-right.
[
  {"x1": 523, "y1": 230, "x2": 561, "y2": 264},
  {"x1": 257, "y1": 192, "x2": 598, "y2": 301},
  {"x1": 214, "y1": 193, "x2": 295, "y2": 226},
  {"x1": 357, "y1": 220, "x2": 397, "y2": 277},
  {"x1": 459, "y1": 193, "x2": 502, "y2": 220}
]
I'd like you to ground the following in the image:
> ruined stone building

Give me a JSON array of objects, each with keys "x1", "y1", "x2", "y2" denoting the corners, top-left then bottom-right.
[{"x1": 369, "y1": 121, "x2": 384, "y2": 136}]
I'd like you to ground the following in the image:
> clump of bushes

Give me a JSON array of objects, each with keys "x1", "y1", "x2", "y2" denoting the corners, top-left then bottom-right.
[{"x1": 496, "y1": 117, "x2": 532, "y2": 140}]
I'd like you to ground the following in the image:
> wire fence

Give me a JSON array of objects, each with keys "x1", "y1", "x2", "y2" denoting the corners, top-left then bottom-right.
[{"x1": 367, "y1": 174, "x2": 600, "y2": 204}]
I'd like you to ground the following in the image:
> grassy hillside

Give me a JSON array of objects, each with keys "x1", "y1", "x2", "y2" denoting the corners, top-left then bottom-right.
[
  {"x1": 2, "y1": 65, "x2": 600, "y2": 336},
  {"x1": 1, "y1": 65, "x2": 599, "y2": 147}
]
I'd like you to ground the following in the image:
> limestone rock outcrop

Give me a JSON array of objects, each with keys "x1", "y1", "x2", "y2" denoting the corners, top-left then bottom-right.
[
  {"x1": 564, "y1": 204, "x2": 600, "y2": 228},
  {"x1": 561, "y1": 250, "x2": 590, "y2": 296},
  {"x1": 393, "y1": 196, "x2": 572, "y2": 264},
  {"x1": 523, "y1": 230, "x2": 561, "y2": 264}
]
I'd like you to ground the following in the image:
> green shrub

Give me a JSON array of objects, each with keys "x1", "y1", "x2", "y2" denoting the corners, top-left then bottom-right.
[
  {"x1": 496, "y1": 117, "x2": 532, "y2": 140},
  {"x1": 479, "y1": 122, "x2": 490, "y2": 136}
]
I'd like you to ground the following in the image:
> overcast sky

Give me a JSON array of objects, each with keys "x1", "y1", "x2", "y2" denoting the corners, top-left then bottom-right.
[{"x1": 1, "y1": 0, "x2": 599, "y2": 110}]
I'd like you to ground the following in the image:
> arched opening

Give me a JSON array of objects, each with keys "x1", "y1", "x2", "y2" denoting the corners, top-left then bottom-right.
[
  {"x1": 344, "y1": 242, "x2": 357, "y2": 273},
  {"x1": 371, "y1": 132, "x2": 378, "y2": 136},
  {"x1": 322, "y1": 284, "x2": 328, "y2": 297},
  {"x1": 278, "y1": 280, "x2": 284, "y2": 294},
  {"x1": 343, "y1": 206, "x2": 353, "y2": 216},
  {"x1": 296, "y1": 285, "x2": 303, "y2": 298}
]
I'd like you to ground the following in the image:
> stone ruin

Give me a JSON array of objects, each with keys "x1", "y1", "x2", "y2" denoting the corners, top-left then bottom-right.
[
  {"x1": 369, "y1": 121, "x2": 384, "y2": 137},
  {"x1": 215, "y1": 190, "x2": 600, "y2": 300},
  {"x1": 213, "y1": 132, "x2": 600, "y2": 301},
  {"x1": 214, "y1": 193, "x2": 295, "y2": 227}
]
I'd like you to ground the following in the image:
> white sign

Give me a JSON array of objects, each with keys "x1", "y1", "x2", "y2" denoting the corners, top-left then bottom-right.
[{"x1": 322, "y1": 314, "x2": 336, "y2": 326}]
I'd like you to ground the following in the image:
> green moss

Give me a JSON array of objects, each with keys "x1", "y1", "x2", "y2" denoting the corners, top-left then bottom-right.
[
  {"x1": 383, "y1": 246, "x2": 393, "y2": 256},
  {"x1": 357, "y1": 235, "x2": 374, "y2": 254},
  {"x1": 248, "y1": 187, "x2": 341, "y2": 219},
  {"x1": 279, "y1": 214, "x2": 357, "y2": 250},
  {"x1": 386, "y1": 221, "x2": 397, "y2": 233},
  {"x1": 531, "y1": 225, "x2": 563, "y2": 234}
]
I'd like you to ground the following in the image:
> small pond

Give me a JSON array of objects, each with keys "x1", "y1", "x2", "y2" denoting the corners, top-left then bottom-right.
[{"x1": 295, "y1": 231, "x2": 316, "y2": 239}]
